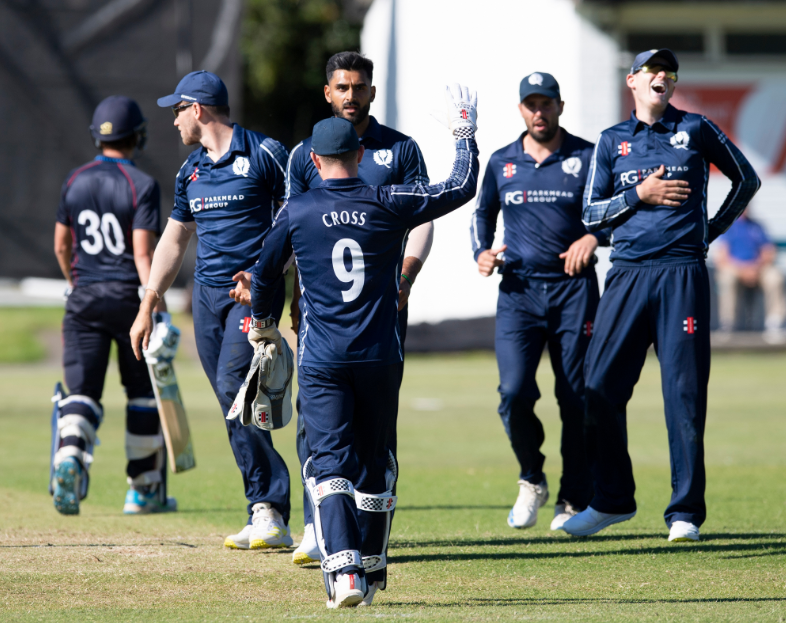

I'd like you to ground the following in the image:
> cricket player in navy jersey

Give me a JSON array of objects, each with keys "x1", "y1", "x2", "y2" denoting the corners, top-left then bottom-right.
[
  {"x1": 129, "y1": 71, "x2": 292, "y2": 549},
  {"x1": 236, "y1": 85, "x2": 478, "y2": 608},
  {"x1": 284, "y1": 51, "x2": 434, "y2": 565},
  {"x1": 561, "y1": 49, "x2": 760, "y2": 541},
  {"x1": 471, "y1": 72, "x2": 609, "y2": 532},
  {"x1": 52, "y1": 96, "x2": 175, "y2": 515}
]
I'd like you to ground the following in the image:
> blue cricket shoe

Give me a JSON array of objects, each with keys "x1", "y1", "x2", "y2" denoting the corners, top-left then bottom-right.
[
  {"x1": 123, "y1": 487, "x2": 178, "y2": 514},
  {"x1": 53, "y1": 457, "x2": 82, "y2": 515}
]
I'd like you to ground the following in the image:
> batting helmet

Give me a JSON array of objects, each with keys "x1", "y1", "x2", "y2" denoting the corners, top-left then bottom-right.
[{"x1": 89, "y1": 95, "x2": 147, "y2": 150}]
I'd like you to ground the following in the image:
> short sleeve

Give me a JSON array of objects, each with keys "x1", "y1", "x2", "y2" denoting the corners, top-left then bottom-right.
[
  {"x1": 55, "y1": 176, "x2": 71, "y2": 226},
  {"x1": 132, "y1": 179, "x2": 161, "y2": 234},
  {"x1": 171, "y1": 160, "x2": 194, "y2": 222},
  {"x1": 258, "y1": 137, "x2": 289, "y2": 202}
]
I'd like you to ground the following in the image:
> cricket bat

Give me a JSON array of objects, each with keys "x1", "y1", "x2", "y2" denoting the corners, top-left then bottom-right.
[{"x1": 145, "y1": 314, "x2": 196, "y2": 473}]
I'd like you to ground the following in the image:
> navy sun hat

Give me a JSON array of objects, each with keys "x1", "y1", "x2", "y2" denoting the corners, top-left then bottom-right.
[
  {"x1": 157, "y1": 70, "x2": 229, "y2": 108},
  {"x1": 631, "y1": 48, "x2": 679, "y2": 74},
  {"x1": 90, "y1": 95, "x2": 146, "y2": 143},
  {"x1": 519, "y1": 72, "x2": 561, "y2": 102},
  {"x1": 311, "y1": 117, "x2": 360, "y2": 156}
]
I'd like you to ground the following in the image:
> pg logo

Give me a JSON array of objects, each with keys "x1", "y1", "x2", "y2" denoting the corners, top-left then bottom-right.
[
  {"x1": 504, "y1": 191, "x2": 525, "y2": 205},
  {"x1": 620, "y1": 170, "x2": 639, "y2": 186}
]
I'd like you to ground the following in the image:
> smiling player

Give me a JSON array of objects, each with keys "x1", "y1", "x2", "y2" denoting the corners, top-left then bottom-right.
[{"x1": 561, "y1": 49, "x2": 760, "y2": 541}]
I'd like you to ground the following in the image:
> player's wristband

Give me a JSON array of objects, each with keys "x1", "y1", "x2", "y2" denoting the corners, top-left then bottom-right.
[
  {"x1": 400, "y1": 273, "x2": 414, "y2": 287},
  {"x1": 250, "y1": 316, "x2": 275, "y2": 329}
]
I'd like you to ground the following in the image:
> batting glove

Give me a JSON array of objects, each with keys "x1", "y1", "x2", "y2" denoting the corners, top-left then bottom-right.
[{"x1": 445, "y1": 83, "x2": 478, "y2": 139}]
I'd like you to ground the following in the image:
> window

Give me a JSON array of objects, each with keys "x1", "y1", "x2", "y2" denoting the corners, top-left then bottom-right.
[
  {"x1": 626, "y1": 32, "x2": 704, "y2": 54},
  {"x1": 726, "y1": 33, "x2": 786, "y2": 55}
]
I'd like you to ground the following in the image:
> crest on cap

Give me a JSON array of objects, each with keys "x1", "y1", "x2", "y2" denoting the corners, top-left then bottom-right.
[
  {"x1": 528, "y1": 73, "x2": 544, "y2": 86},
  {"x1": 99, "y1": 122, "x2": 113, "y2": 135}
]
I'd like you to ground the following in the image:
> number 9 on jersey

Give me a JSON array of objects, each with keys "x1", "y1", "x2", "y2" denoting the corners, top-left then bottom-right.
[{"x1": 332, "y1": 239, "x2": 365, "y2": 302}]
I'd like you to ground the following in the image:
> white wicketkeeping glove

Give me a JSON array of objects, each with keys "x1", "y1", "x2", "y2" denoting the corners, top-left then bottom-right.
[
  {"x1": 248, "y1": 324, "x2": 283, "y2": 355},
  {"x1": 445, "y1": 83, "x2": 478, "y2": 139}
]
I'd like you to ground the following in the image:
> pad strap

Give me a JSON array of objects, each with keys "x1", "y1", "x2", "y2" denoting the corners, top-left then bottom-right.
[
  {"x1": 59, "y1": 395, "x2": 103, "y2": 421},
  {"x1": 127, "y1": 471, "x2": 163, "y2": 486},
  {"x1": 362, "y1": 554, "x2": 386, "y2": 573},
  {"x1": 54, "y1": 444, "x2": 94, "y2": 468},
  {"x1": 320, "y1": 549, "x2": 362, "y2": 573},
  {"x1": 125, "y1": 432, "x2": 164, "y2": 460},
  {"x1": 57, "y1": 414, "x2": 98, "y2": 446},
  {"x1": 312, "y1": 478, "x2": 354, "y2": 506},
  {"x1": 355, "y1": 491, "x2": 397, "y2": 513},
  {"x1": 128, "y1": 397, "x2": 158, "y2": 410}
]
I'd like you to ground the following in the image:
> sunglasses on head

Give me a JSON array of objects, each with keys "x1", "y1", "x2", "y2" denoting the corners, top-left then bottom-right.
[
  {"x1": 637, "y1": 65, "x2": 678, "y2": 83},
  {"x1": 172, "y1": 102, "x2": 195, "y2": 117}
]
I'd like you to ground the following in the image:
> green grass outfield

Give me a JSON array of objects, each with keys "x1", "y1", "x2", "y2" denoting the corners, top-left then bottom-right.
[{"x1": 0, "y1": 350, "x2": 784, "y2": 622}]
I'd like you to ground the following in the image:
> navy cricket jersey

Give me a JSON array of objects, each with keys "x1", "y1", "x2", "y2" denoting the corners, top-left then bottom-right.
[
  {"x1": 171, "y1": 124, "x2": 288, "y2": 288},
  {"x1": 285, "y1": 116, "x2": 429, "y2": 198},
  {"x1": 251, "y1": 138, "x2": 479, "y2": 368},
  {"x1": 471, "y1": 130, "x2": 607, "y2": 277},
  {"x1": 56, "y1": 155, "x2": 160, "y2": 286},
  {"x1": 583, "y1": 105, "x2": 760, "y2": 262}
]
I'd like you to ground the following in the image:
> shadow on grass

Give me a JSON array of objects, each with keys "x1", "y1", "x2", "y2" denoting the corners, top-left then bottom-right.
[
  {"x1": 389, "y1": 540, "x2": 786, "y2": 563},
  {"x1": 0, "y1": 542, "x2": 198, "y2": 548},
  {"x1": 391, "y1": 533, "x2": 786, "y2": 549},
  {"x1": 384, "y1": 596, "x2": 786, "y2": 607},
  {"x1": 397, "y1": 505, "x2": 510, "y2": 511}
]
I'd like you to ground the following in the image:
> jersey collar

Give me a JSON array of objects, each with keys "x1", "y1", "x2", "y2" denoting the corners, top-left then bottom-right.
[
  {"x1": 94, "y1": 155, "x2": 135, "y2": 166},
  {"x1": 318, "y1": 177, "x2": 365, "y2": 189},
  {"x1": 360, "y1": 116, "x2": 383, "y2": 145},
  {"x1": 503, "y1": 128, "x2": 575, "y2": 165},
  {"x1": 630, "y1": 104, "x2": 679, "y2": 134},
  {"x1": 195, "y1": 123, "x2": 248, "y2": 166}
]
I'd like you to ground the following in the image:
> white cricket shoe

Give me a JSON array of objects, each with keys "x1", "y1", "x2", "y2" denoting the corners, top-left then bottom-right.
[
  {"x1": 224, "y1": 524, "x2": 253, "y2": 550},
  {"x1": 560, "y1": 506, "x2": 636, "y2": 536},
  {"x1": 550, "y1": 502, "x2": 580, "y2": 531},
  {"x1": 249, "y1": 502, "x2": 293, "y2": 549},
  {"x1": 668, "y1": 521, "x2": 700, "y2": 542},
  {"x1": 358, "y1": 581, "x2": 382, "y2": 607},
  {"x1": 292, "y1": 522, "x2": 320, "y2": 564},
  {"x1": 326, "y1": 572, "x2": 365, "y2": 609},
  {"x1": 507, "y1": 479, "x2": 549, "y2": 529}
]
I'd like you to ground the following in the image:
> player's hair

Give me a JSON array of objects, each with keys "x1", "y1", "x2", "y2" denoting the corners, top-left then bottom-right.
[
  {"x1": 99, "y1": 134, "x2": 138, "y2": 151},
  {"x1": 326, "y1": 52, "x2": 373, "y2": 84},
  {"x1": 318, "y1": 150, "x2": 358, "y2": 166},
  {"x1": 202, "y1": 104, "x2": 231, "y2": 119}
]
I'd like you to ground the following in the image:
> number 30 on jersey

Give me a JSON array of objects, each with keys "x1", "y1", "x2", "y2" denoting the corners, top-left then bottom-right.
[
  {"x1": 78, "y1": 209, "x2": 126, "y2": 255},
  {"x1": 332, "y1": 238, "x2": 365, "y2": 302}
]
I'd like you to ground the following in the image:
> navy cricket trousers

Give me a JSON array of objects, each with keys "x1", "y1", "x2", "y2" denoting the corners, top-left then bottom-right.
[
  {"x1": 192, "y1": 282, "x2": 290, "y2": 523},
  {"x1": 299, "y1": 364, "x2": 400, "y2": 582},
  {"x1": 584, "y1": 259, "x2": 710, "y2": 528},
  {"x1": 495, "y1": 271, "x2": 598, "y2": 508},
  {"x1": 296, "y1": 307, "x2": 407, "y2": 527}
]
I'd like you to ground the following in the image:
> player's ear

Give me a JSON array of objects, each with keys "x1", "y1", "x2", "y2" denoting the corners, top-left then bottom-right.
[
  {"x1": 324, "y1": 84, "x2": 332, "y2": 104},
  {"x1": 310, "y1": 152, "x2": 321, "y2": 171},
  {"x1": 370, "y1": 85, "x2": 376, "y2": 103},
  {"x1": 517, "y1": 102, "x2": 527, "y2": 120},
  {"x1": 558, "y1": 100, "x2": 565, "y2": 117},
  {"x1": 625, "y1": 73, "x2": 636, "y2": 90},
  {"x1": 357, "y1": 145, "x2": 365, "y2": 164}
]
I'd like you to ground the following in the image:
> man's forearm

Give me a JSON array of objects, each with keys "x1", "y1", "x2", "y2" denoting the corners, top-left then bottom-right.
[
  {"x1": 401, "y1": 256, "x2": 424, "y2": 284},
  {"x1": 405, "y1": 222, "x2": 434, "y2": 266},
  {"x1": 146, "y1": 219, "x2": 194, "y2": 299},
  {"x1": 55, "y1": 252, "x2": 73, "y2": 285}
]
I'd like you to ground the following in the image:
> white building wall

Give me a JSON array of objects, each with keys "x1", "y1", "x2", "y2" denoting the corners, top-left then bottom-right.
[{"x1": 362, "y1": 0, "x2": 619, "y2": 323}]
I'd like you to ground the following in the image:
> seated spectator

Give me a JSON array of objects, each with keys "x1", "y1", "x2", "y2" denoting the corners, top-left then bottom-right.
[{"x1": 714, "y1": 209, "x2": 785, "y2": 340}]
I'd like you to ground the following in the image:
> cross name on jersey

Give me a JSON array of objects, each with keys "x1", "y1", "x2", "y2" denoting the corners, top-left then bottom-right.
[
  {"x1": 504, "y1": 189, "x2": 575, "y2": 205},
  {"x1": 321, "y1": 210, "x2": 367, "y2": 228}
]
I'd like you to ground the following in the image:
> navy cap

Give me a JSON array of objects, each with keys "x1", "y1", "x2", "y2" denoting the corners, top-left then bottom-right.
[
  {"x1": 311, "y1": 117, "x2": 360, "y2": 156},
  {"x1": 631, "y1": 49, "x2": 679, "y2": 74},
  {"x1": 519, "y1": 72, "x2": 561, "y2": 102},
  {"x1": 157, "y1": 70, "x2": 229, "y2": 108},
  {"x1": 90, "y1": 95, "x2": 145, "y2": 142}
]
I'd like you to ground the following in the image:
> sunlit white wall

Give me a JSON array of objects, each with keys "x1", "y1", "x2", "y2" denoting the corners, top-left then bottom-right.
[{"x1": 362, "y1": 0, "x2": 619, "y2": 323}]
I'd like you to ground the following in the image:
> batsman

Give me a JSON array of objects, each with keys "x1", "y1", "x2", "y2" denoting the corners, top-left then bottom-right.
[{"x1": 51, "y1": 95, "x2": 175, "y2": 515}]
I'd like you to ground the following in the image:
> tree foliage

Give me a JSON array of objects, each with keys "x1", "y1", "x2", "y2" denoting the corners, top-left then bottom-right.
[{"x1": 242, "y1": 0, "x2": 363, "y2": 149}]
